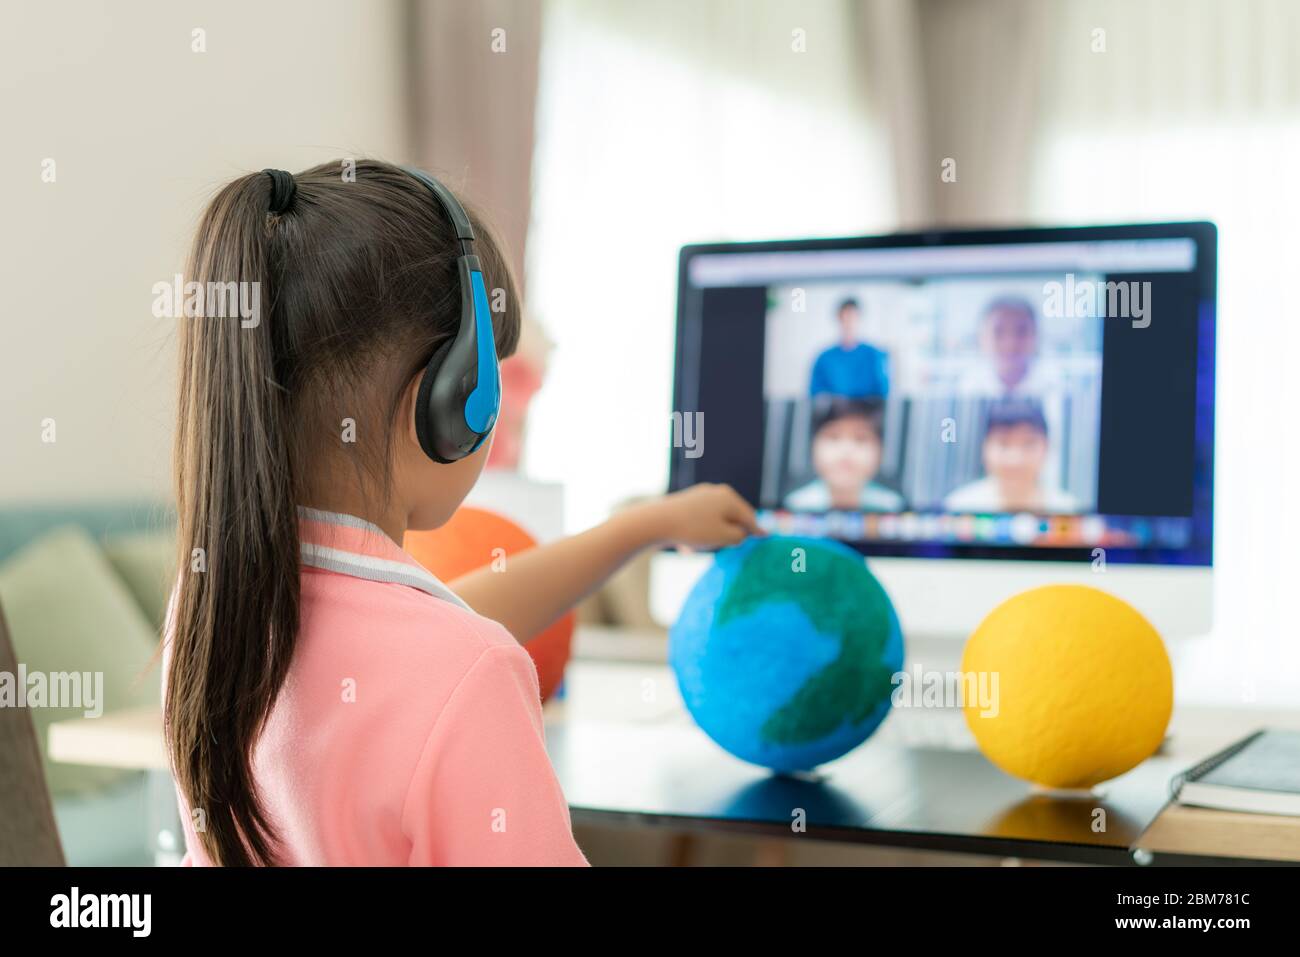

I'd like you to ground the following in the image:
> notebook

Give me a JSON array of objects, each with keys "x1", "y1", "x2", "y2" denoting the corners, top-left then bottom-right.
[{"x1": 1172, "y1": 729, "x2": 1300, "y2": 817}]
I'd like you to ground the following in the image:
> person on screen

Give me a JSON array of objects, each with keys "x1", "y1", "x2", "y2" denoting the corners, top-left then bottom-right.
[
  {"x1": 809, "y1": 297, "x2": 890, "y2": 399},
  {"x1": 944, "y1": 400, "x2": 1078, "y2": 513},
  {"x1": 785, "y1": 397, "x2": 904, "y2": 512},
  {"x1": 958, "y1": 296, "x2": 1056, "y2": 397}
]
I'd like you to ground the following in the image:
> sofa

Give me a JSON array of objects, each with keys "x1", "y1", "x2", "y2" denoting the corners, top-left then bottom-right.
[{"x1": 0, "y1": 502, "x2": 176, "y2": 866}]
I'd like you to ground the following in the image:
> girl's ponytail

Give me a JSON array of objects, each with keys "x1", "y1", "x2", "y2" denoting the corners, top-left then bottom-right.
[{"x1": 167, "y1": 172, "x2": 301, "y2": 866}]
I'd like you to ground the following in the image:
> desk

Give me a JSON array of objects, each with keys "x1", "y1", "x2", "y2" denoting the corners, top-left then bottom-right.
[
  {"x1": 549, "y1": 661, "x2": 1300, "y2": 865},
  {"x1": 549, "y1": 720, "x2": 1179, "y2": 864},
  {"x1": 47, "y1": 656, "x2": 1300, "y2": 865},
  {"x1": 48, "y1": 705, "x2": 167, "y2": 771}
]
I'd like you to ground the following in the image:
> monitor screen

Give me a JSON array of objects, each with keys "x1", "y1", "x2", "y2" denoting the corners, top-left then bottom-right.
[{"x1": 669, "y1": 222, "x2": 1216, "y2": 566}]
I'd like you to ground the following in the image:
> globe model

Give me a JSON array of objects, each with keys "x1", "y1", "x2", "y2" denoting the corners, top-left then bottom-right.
[{"x1": 669, "y1": 536, "x2": 903, "y2": 773}]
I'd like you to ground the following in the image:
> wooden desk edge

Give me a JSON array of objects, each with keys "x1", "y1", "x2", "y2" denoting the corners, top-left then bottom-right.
[{"x1": 47, "y1": 706, "x2": 168, "y2": 772}]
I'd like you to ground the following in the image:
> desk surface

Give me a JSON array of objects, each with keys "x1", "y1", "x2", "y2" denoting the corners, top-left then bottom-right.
[
  {"x1": 548, "y1": 659, "x2": 1300, "y2": 865},
  {"x1": 48, "y1": 704, "x2": 167, "y2": 771},
  {"x1": 47, "y1": 654, "x2": 1300, "y2": 865},
  {"x1": 546, "y1": 720, "x2": 1187, "y2": 865}
]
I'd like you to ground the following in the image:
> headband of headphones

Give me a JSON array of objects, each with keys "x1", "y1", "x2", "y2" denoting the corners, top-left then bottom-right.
[{"x1": 402, "y1": 167, "x2": 502, "y2": 464}]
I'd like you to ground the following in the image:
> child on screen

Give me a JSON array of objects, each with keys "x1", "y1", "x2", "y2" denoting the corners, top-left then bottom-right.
[
  {"x1": 163, "y1": 160, "x2": 759, "y2": 866},
  {"x1": 784, "y1": 396, "x2": 904, "y2": 513},
  {"x1": 944, "y1": 399, "x2": 1078, "y2": 514}
]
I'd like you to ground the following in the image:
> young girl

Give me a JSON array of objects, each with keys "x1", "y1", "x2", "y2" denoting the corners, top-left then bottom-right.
[{"x1": 164, "y1": 160, "x2": 758, "y2": 866}]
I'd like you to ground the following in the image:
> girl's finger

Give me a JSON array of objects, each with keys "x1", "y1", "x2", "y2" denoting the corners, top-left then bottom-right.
[{"x1": 728, "y1": 500, "x2": 762, "y2": 535}]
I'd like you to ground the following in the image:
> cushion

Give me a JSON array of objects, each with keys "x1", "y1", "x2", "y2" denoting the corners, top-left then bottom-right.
[
  {"x1": 0, "y1": 526, "x2": 161, "y2": 795},
  {"x1": 102, "y1": 531, "x2": 177, "y2": 630}
]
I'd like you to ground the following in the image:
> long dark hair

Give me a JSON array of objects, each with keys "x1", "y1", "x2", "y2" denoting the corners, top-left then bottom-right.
[{"x1": 165, "y1": 160, "x2": 520, "y2": 866}]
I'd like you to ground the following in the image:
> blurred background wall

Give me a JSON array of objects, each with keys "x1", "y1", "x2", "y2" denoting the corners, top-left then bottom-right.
[{"x1": 0, "y1": 0, "x2": 409, "y2": 499}]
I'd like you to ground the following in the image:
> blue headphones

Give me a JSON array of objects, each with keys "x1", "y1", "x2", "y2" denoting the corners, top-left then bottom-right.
[{"x1": 402, "y1": 167, "x2": 502, "y2": 464}]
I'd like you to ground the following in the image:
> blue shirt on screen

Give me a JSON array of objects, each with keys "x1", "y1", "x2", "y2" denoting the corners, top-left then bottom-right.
[{"x1": 809, "y1": 343, "x2": 890, "y2": 399}]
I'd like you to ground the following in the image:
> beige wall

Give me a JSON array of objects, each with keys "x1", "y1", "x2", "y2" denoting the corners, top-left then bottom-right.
[{"x1": 0, "y1": 0, "x2": 409, "y2": 501}]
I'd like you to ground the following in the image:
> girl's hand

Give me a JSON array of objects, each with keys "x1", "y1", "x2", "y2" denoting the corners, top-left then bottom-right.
[
  {"x1": 632, "y1": 483, "x2": 764, "y2": 551},
  {"x1": 455, "y1": 483, "x2": 763, "y2": 642}
]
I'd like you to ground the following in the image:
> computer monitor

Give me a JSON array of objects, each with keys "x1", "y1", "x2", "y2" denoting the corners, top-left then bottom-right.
[{"x1": 660, "y1": 222, "x2": 1216, "y2": 641}]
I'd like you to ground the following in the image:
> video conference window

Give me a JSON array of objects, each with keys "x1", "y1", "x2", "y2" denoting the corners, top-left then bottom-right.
[
  {"x1": 761, "y1": 279, "x2": 1103, "y2": 517},
  {"x1": 673, "y1": 232, "x2": 1211, "y2": 561}
]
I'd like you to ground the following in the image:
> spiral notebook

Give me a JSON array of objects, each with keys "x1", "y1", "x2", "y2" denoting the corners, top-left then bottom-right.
[{"x1": 1171, "y1": 729, "x2": 1300, "y2": 817}]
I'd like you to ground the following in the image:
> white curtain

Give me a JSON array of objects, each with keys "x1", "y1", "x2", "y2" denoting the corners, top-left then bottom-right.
[
  {"x1": 1027, "y1": 0, "x2": 1300, "y2": 703},
  {"x1": 524, "y1": 0, "x2": 895, "y2": 530},
  {"x1": 856, "y1": 0, "x2": 1053, "y2": 228}
]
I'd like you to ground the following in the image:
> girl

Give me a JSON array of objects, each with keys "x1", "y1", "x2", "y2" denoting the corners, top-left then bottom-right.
[{"x1": 164, "y1": 160, "x2": 758, "y2": 866}]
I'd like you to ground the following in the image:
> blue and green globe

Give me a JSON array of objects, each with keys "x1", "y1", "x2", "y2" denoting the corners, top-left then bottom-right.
[{"x1": 669, "y1": 536, "x2": 903, "y2": 773}]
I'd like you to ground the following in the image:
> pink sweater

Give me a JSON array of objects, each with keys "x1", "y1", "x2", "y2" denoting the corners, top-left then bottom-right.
[{"x1": 168, "y1": 508, "x2": 588, "y2": 866}]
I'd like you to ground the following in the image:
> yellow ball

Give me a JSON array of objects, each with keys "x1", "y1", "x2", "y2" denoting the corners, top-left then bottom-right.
[{"x1": 961, "y1": 585, "x2": 1172, "y2": 789}]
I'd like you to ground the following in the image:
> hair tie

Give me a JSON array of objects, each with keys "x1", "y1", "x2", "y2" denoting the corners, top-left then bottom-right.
[{"x1": 262, "y1": 169, "x2": 296, "y2": 214}]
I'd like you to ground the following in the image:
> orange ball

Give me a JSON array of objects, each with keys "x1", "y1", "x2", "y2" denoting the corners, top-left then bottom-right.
[{"x1": 404, "y1": 506, "x2": 573, "y2": 701}]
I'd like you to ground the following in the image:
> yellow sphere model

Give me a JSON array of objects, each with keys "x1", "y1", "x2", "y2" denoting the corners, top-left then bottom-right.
[{"x1": 961, "y1": 584, "x2": 1173, "y2": 789}]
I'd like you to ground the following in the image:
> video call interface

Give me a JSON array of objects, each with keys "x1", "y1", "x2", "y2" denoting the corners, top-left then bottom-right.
[{"x1": 671, "y1": 232, "x2": 1214, "y2": 564}]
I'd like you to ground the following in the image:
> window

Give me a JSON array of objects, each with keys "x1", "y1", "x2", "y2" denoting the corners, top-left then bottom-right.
[
  {"x1": 1031, "y1": 119, "x2": 1300, "y2": 694},
  {"x1": 525, "y1": 0, "x2": 894, "y2": 530}
]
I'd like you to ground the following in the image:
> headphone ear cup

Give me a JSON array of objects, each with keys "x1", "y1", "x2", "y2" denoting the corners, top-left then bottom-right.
[{"x1": 414, "y1": 339, "x2": 456, "y2": 464}]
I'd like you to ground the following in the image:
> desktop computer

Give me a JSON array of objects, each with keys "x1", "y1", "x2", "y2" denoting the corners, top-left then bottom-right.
[{"x1": 656, "y1": 222, "x2": 1216, "y2": 644}]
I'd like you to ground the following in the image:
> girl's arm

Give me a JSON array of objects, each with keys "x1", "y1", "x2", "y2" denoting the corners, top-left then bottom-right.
[{"x1": 451, "y1": 483, "x2": 760, "y2": 642}]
